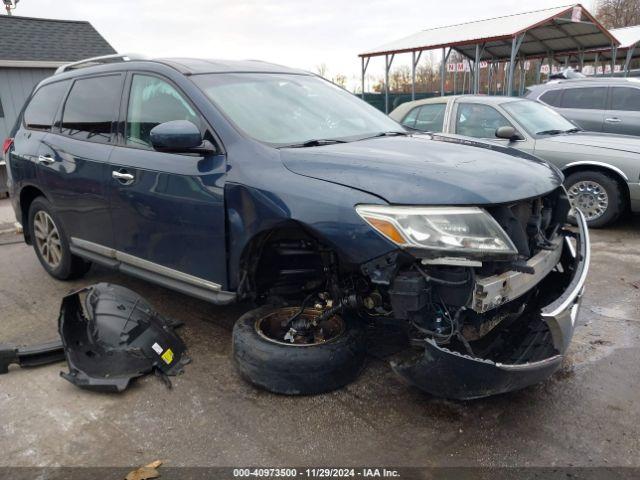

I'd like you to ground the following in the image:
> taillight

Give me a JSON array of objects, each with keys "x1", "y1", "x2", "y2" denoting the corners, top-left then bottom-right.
[{"x1": 2, "y1": 138, "x2": 13, "y2": 155}]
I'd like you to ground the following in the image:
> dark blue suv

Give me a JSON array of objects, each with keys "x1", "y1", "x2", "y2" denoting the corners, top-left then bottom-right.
[{"x1": 3, "y1": 55, "x2": 589, "y2": 399}]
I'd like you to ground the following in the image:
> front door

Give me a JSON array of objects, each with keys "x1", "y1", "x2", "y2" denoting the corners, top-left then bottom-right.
[
  {"x1": 603, "y1": 86, "x2": 640, "y2": 136},
  {"x1": 107, "y1": 73, "x2": 227, "y2": 290},
  {"x1": 452, "y1": 102, "x2": 536, "y2": 155}
]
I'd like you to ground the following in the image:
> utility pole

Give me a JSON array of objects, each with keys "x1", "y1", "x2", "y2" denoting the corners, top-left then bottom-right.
[{"x1": 3, "y1": 0, "x2": 20, "y2": 15}]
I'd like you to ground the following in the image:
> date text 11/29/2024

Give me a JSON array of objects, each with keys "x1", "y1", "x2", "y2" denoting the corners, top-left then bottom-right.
[{"x1": 233, "y1": 468, "x2": 401, "y2": 478}]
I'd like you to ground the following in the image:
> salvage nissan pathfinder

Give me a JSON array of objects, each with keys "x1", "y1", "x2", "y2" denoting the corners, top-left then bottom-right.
[{"x1": 3, "y1": 55, "x2": 590, "y2": 399}]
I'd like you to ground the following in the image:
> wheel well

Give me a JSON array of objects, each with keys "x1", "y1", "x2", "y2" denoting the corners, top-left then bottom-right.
[
  {"x1": 19, "y1": 186, "x2": 46, "y2": 244},
  {"x1": 562, "y1": 164, "x2": 630, "y2": 209},
  {"x1": 238, "y1": 223, "x2": 332, "y2": 303}
]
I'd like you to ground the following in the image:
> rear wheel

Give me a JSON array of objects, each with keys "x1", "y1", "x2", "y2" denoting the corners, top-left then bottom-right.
[
  {"x1": 565, "y1": 170, "x2": 623, "y2": 228},
  {"x1": 28, "y1": 197, "x2": 91, "y2": 280},
  {"x1": 232, "y1": 305, "x2": 367, "y2": 395}
]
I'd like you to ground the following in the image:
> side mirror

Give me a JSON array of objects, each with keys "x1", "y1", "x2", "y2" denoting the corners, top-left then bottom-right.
[
  {"x1": 150, "y1": 120, "x2": 215, "y2": 154},
  {"x1": 495, "y1": 126, "x2": 523, "y2": 141}
]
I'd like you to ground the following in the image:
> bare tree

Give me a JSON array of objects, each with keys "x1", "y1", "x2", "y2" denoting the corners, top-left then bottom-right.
[
  {"x1": 332, "y1": 73, "x2": 347, "y2": 88},
  {"x1": 315, "y1": 63, "x2": 329, "y2": 79},
  {"x1": 595, "y1": 0, "x2": 640, "y2": 28}
]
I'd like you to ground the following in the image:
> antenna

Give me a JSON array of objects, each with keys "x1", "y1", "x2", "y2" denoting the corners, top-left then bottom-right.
[{"x1": 3, "y1": 0, "x2": 19, "y2": 15}]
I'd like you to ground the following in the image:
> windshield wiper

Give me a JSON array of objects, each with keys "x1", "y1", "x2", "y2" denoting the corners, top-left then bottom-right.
[
  {"x1": 564, "y1": 127, "x2": 582, "y2": 133},
  {"x1": 377, "y1": 131, "x2": 408, "y2": 136},
  {"x1": 283, "y1": 139, "x2": 349, "y2": 148},
  {"x1": 536, "y1": 129, "x2": 564, "y2": 135},
  {"x1": 366, "y1": 131, "x2": 409, "y2": 139}
]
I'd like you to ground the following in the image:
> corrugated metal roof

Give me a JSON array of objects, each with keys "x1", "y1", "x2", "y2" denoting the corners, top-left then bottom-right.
[
  {"x1": 568, "y1": 25, "x2": 640, "y2": 62},
  {"x1": 360, "y1": 3, "x2": 617, "y2": 60},
  {"x1": 0, "y1": 15, "x2": 116, "y2": 64},
  {"x1": 609, "y1": 25, "x2": 640, "y2": 49}
]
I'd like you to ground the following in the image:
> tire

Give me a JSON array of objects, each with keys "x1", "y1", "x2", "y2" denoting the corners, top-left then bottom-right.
[
  {"x1": 565, "y1": 170, "x2": 623, "y2": 228},
  {"x1": 232, "y1": 305, "x2": 367, "y2": 395},
  {"x1": 28, "y1": 197, "x2": 91, "y2": 280}
]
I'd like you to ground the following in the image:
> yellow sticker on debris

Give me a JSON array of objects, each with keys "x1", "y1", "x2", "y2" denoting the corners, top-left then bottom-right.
[{"x1": 161, "y1": 348, "x2": 174, "y2": 365}]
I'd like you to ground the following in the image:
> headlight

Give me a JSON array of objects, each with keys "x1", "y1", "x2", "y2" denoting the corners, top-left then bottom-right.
[{"x1": 356, "y1": 205, "x2": 517, "y2": 256}]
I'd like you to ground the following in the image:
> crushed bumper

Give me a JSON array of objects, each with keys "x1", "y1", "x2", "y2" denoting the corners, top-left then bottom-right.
[{"x1": 392, "y1": 211, "x2": 590, "y2": 400}]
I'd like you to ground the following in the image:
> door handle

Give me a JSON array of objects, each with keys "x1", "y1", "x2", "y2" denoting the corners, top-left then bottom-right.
[
  {"x1": 605, "y1": 117, "x2": 622, "y2": 123},
  {"x1": 112, "y1": 170, "x2": 135, "y2": 184},
  {"x1": 37, "y1": 155, "x2": 54, "y2": 165}
]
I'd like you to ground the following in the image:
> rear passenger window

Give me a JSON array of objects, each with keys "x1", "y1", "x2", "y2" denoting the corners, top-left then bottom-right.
[
  {"x1": 414, "y1": 104, "x2": 446, "y2": 132},
  {"x1": 539, "y1": 90, "x2": 561, "y2": 107},
  {"x1": 60, "y1": 75, "x2": 122, "y2": 143},
  {"x1": 126, "y1": 74, "x2": 200, "y2": 149},
  {"x1": 610, "y1": 87, "x2": 640, "y2": 111},
  {"x1": 23, "y1": 81, "x2": 69, "y2": 131},
  {"x1": 560, "y1": 87, "x2": 606, "y2": 110}
]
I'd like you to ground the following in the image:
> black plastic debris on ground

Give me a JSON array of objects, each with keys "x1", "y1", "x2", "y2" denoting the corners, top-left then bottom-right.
[
  {"x1": 0, "y1": 340, "x2": 65, "y2": 374},
  {"x1": 59, "y1": 283, "x2": 190, "y2": 392}
]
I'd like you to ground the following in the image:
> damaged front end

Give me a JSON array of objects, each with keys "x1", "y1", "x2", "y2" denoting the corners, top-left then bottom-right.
[{"x1": 358, "y1": 187, "x2": 590, "y2": 399}]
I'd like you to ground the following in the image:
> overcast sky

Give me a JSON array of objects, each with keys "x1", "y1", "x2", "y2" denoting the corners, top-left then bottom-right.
[{"x1": 14, "y1": 0, "x2": 588, "y2": 87}]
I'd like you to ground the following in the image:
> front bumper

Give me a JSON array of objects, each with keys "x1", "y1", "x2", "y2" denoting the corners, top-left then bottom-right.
[{"x1": 392, "y1": 210, "x2": 590, "y2": 400}]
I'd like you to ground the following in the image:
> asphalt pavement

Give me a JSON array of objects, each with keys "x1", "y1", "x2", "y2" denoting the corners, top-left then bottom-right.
[{"x1": 0, "y1": 206, "x2": 638, "y2": 470}]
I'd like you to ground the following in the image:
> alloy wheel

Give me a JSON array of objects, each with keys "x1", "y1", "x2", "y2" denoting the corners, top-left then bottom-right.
[
  {"x1": 33, "y1": 210, "x2": 63, "y2": 269},
  {"x1": 567, "y1": 180, "x2": 609, "y2": 221}
]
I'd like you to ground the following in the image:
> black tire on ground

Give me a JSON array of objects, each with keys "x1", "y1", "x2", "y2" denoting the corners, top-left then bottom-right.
[
  {"x1": 565, "y1": 170, "x2": 624, "y2": 228},
  {"x1": 28, "y1": 197, "x2": 91, "y2": 280},
  {"x1": 232, "y1": 305, "x2": 367, "y2": 395}
]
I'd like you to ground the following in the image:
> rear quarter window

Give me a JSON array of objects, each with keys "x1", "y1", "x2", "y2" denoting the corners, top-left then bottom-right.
[
  {"x1": 539, "y1": 89, "x2": 562, "y2": 107},
  {"x1": 23, "y1": 81, "x2": 70, "y2": 131}
]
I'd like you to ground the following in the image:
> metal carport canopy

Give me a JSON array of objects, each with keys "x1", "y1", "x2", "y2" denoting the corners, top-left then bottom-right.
[
  {"x1": 358, "y1": 4, "x2": 619, "y2": 111},
  {"x1": 359, "y1": 4, "x2": 616, "y2": 61},
  {"x1": 579, "y1": 25, "x2": 640, "y2": 64}
]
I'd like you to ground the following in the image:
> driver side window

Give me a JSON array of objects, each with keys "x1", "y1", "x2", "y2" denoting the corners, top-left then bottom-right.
[
  {"x1": 126, "y1": 74, "x2": 201, "y2": 149},
  {"x1": 455, "y1": 103, "x2": 513, "y2": 139}
]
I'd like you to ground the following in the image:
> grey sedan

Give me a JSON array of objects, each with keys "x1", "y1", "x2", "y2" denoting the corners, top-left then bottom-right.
[{"x1": 390, "y1": 95, "x2": 640, "y2": 227}]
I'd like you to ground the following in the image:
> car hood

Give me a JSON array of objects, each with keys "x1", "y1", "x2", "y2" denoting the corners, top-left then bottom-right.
[
  {"x1": 280, "y1": 135, "x2": 562, "y2": 205},
  {"x1": 541, "y1": 131, "x2": 640, "y2": 154}
]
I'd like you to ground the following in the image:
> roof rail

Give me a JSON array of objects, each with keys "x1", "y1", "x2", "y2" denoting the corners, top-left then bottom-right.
[{"x1": 55, "y1": 53, "x2": 147, "y2": 74}]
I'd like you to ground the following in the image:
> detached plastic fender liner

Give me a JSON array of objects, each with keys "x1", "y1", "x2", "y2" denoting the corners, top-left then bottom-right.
[{"x1": 59, "y1": 283, "x2": 189, "y2": 393}]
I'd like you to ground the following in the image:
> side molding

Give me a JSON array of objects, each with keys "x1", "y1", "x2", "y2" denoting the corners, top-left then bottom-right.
[{"x1": 69, "y1": 237, "x2": 236, "y2": 305}]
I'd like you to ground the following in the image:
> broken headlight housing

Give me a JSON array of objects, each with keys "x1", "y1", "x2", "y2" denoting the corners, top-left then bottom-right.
[{"x1": 356, "y1": 205, "x2": 518, "y2": 256}]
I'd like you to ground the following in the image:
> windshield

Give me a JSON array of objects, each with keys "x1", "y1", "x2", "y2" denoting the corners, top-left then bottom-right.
[
  {"x1": 501, "y1": 100, "x2": 578, "y2": 135},
  {"x1": 192, "y1": 73, "x2": 403, "y2": 146}
]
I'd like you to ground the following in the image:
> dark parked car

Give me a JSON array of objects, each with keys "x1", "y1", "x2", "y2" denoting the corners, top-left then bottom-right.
[
  {"x1": 3, "y1": 55, "x2": 589, "y2": 400},
  {"x1": 391, "y1": 95, "x2": 640, "y2": 227},
  {"x1": 525, "y1": 77, "x2": 640, "y2": 136}
]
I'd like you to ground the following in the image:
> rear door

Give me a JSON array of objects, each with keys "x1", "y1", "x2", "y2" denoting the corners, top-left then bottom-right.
[
  {"x1": 107, "y1": 72, "x2": 227, "y2": 289},
  {"x1": 10, "y1": 81, "x2": 69, "y2": 198},
  {"x1": 38, "y1": 73, "x2": 123, "y2": 248},
  {"x1": 555, "y1": 86, "x2": 606, "y2": 132},
  {"x1": 603, "y1": 86, "x2": 640, "y2": 136}
]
